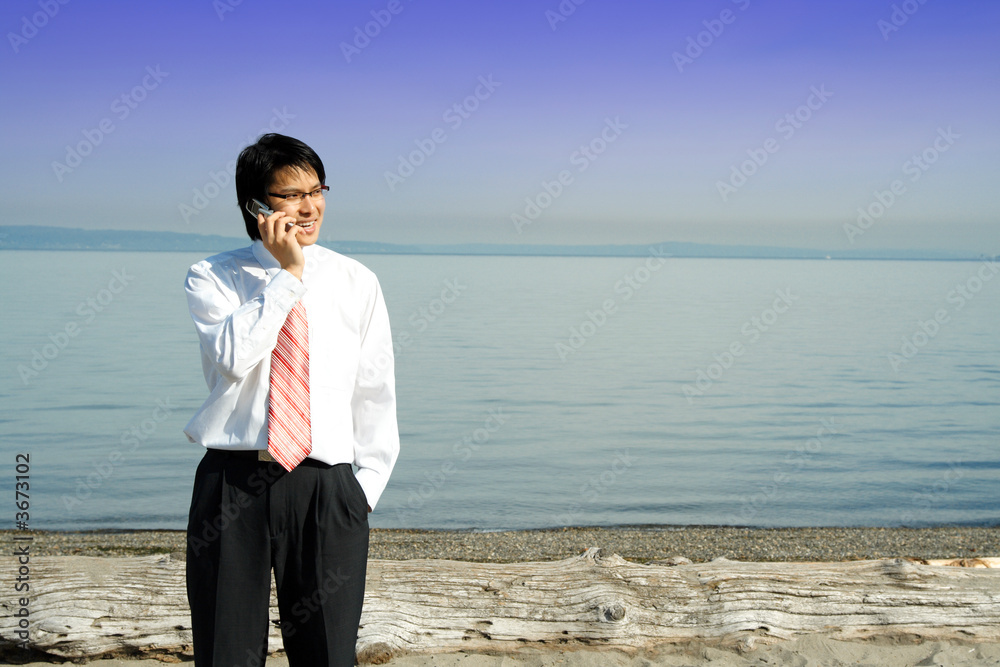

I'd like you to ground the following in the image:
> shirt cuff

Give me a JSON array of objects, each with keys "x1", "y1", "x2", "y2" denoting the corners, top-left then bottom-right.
[
  {"x1": 269, "y1": 269, "x2": 307, "y2": 311},
  {"x1": 354, "y1": 466, "x2": 389, "y2": 512}
]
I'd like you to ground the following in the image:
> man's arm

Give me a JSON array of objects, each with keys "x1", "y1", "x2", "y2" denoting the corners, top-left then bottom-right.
[
  {"x1": 185, "y1": 212, "x2": 306, "y2": 381},
  {"x1": 185, "y1": 261, "x2": 305, "y2": 382},
  {"x1": 351, "y1": 277, "x2": 400, "y2": 512}
]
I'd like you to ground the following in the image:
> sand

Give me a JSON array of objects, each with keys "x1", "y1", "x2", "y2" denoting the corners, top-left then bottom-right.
[{"x1": 10, "y1": 637, "x2": 1000, "y2": 666}]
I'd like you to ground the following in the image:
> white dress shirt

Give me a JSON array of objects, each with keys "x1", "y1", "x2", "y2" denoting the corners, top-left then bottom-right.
[{"x1": 183, "y1": 240, "x2": 399, "y2": 510}]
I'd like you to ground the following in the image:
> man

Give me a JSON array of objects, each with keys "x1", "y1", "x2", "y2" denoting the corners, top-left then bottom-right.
[{"x1": 183, "y1": 133, "x2": 399, "y2": 666}]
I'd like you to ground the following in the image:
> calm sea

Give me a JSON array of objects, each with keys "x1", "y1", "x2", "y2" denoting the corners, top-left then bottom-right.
[{"x1": 2, "y1": 250, "x2": 998, "y2": 531}]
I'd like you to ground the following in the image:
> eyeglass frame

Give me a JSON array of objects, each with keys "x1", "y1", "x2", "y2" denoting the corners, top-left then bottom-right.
[{"x1": 266, "y1": 185, "x2": 330, "y2": 205}]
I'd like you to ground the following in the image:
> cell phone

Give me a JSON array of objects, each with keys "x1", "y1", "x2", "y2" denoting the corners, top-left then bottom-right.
[{"x1": 246, "y1": 198, "x2": 274, "y2": 218}]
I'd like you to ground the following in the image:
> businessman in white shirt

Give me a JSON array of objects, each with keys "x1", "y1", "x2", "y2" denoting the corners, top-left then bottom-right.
[{"x1": 183, "y1": 133, "x2": 399, "y2": 666}]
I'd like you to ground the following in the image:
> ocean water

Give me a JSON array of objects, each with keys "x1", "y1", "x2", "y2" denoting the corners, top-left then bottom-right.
[{"x1": 2, "y1": 250, "x2": 998, "y2": 531}]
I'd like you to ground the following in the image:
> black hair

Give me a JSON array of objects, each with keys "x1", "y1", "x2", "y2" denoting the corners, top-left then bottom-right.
[{"x1": 235, "y1": 134, "x2": 326, "y2": 240}]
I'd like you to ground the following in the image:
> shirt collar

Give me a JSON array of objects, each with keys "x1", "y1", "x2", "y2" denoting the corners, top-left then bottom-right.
[
  {"x1": 251, "y1": 240, "x2": 279, "y2": 270},
  {"x1": 252, "y1": 239, "x2": 321, "y2": 273}
]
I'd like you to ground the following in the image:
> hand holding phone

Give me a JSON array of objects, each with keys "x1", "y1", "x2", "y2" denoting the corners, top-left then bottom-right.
[{"x1": 251, "y1": 198, "x2": 305, "y2": 278}]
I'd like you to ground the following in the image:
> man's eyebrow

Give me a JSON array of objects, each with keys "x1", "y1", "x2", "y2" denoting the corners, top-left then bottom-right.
[{"x1": 274, "y1": 182, "x2": 322, "y2": 193}]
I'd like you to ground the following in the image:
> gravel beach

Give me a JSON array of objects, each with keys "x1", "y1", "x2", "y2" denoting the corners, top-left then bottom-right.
[{"x1": 11, "y1": 525, "x2": 998, "y2": 562}]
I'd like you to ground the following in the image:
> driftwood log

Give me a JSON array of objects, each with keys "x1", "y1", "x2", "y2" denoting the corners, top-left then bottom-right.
[{"x1": 1, "y1": 549, "x2": 998, "y2": 662}]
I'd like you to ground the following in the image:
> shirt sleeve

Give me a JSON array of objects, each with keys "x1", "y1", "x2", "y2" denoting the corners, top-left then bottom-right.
[
  {"x1": 351, "y1": 276, "x2": 400, "y2": 511},
  {"x1": 185, "y1": 261, "x2": 306, "y2": 382}
]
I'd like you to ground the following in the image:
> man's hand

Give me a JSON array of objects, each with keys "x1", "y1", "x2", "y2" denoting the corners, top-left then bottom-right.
[{"x1": 258, "y1": 210, "x2": 305, "y2": 280}]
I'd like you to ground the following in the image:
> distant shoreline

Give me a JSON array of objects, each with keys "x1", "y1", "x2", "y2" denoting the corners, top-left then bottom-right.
[
  {"x1": 1, "y1": 247, "x2": 996, "y2": 262},
  {"x1": 1, "y1": 224, "x2": 994, "y2": 261}
]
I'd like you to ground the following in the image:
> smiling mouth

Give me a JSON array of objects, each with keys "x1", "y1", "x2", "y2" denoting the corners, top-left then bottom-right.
[{"x1": 295, "y1": 221, "x2": 316, "y2": 230}]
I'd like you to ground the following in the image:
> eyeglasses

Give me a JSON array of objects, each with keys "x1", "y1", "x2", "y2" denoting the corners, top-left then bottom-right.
[{"x1": 267, "y1": 185, "x2": 329, "y2": 206}]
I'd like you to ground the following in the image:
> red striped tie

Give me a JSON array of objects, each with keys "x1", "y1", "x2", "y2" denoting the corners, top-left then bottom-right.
[{"x1": 267, "y1": 302, "x2": 311, "y2": 471}]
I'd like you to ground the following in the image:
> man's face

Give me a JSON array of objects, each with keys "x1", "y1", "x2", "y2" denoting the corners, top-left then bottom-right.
[{"x1": 266, "y1": 166, "x2": 326, "y2": 247}]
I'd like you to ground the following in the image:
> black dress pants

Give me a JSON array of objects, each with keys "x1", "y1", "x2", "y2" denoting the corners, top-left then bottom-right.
[{"x1": 186, "y1": 449, "x2": 370, "y2": 667}]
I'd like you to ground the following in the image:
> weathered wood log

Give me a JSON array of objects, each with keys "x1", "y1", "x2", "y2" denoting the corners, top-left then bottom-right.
[{"x1": 1, "y1": 549, "x2": 998, "y2": 662}]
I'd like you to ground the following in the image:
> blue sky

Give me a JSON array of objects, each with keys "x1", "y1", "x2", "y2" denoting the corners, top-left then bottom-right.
[{"x1": 2, "y1": 0, "x2": 998, "y2": 252}]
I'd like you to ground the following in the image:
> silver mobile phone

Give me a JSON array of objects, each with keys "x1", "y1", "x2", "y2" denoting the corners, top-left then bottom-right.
[{"x1": 246, "y1": 198, "x2": 274, "y2": 218}]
